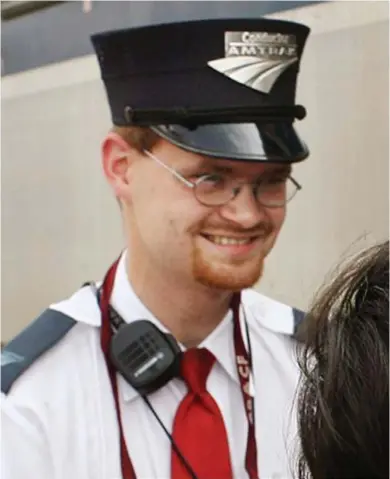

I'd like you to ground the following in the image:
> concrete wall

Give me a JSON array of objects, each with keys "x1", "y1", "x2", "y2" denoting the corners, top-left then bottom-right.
[{"x1": 1, "y1": 1, "x2": 389, "y2": 341}]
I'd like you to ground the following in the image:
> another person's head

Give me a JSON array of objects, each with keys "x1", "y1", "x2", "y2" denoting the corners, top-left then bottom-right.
[
  {"x1": 91, "y1": 20, "x2": 310, "y2": 292},
  {"x1": 297, "y1": 240, "x2": 389, "y2": 479}
]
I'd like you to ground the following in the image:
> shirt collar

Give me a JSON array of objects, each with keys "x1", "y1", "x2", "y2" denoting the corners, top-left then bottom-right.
[
  {"x1": 111, "y1": 251, "x2": 240, "y2": 402},
  {"x1": 51, "y1": 250, "x2": 296, "y2": 402}
]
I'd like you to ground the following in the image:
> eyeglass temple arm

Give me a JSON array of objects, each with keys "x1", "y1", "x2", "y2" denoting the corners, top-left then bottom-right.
[
  {"x1": 290, "y1": 176, "x2": 302, "y2": 190},
  {"x1": 143, "y1": 150, "x2": 195, "y2": 188}
]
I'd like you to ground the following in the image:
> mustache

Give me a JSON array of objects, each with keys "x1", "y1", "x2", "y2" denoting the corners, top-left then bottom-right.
[{"x1": 198, "y1": 222, "x2": 273, "y2": 237}]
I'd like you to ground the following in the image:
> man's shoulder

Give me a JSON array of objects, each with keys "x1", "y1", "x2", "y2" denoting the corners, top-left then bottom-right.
[
  {"x1": 1, "y1": 308, "x2": 78, "y2": 395},
  {"x1": 241, "y1": 288, "x2": 305, "y2": 338},
  {"x1": 1, "y1": 285, "x2": 101, "y2": 396}
]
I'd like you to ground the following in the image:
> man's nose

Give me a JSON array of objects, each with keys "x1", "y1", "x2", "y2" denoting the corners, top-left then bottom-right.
[{"x1": 218, "y1": 184, "x2": 267, "y2": 229}]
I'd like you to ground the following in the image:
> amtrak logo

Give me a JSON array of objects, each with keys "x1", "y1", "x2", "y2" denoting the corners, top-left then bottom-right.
[{"x1": 208, "y1": 31, "x2": 298, "y2": 94}]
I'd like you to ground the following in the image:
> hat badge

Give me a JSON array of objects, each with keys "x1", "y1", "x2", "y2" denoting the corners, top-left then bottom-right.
[{"x1": 208, "y1": 31, "x2": 298, "y2": 94}]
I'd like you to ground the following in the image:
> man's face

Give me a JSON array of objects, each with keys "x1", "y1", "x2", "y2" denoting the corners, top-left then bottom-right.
[{"x1": 124, "y1": 139, "x2": 287, "y2": 291}]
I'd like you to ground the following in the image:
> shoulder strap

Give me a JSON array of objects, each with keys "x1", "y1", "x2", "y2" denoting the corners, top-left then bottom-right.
[{"x1": 1, "y1": 309, "x2": 76, "y2": 394}]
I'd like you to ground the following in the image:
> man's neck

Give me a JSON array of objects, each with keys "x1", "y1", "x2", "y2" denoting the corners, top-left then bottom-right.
[{"x1": 126, "y1": 254, "x2": 233, "y2": 348}]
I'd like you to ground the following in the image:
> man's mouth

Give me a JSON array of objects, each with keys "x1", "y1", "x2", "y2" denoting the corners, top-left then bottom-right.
[{"x1": 201, "y1": 234, "x2": 257, "y2": 246}]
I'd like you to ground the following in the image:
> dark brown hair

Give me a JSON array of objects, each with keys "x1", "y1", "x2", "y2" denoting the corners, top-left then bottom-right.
[{"x1": 297, "y1": 240, "x2": 389, "y2": 479}]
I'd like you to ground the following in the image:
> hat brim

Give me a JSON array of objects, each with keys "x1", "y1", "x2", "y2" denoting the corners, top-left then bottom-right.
[{"x1": 151, "y1": 122, "x2": 309, "y2": 163}]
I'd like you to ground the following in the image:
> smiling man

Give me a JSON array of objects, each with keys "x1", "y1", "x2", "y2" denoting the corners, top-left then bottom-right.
[{"x1": 2, "y1": 18, "x2": 310, "y2": 479}]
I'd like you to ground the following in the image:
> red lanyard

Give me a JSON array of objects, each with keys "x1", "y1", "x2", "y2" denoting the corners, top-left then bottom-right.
[{"x1": 99, "y1": 257, "x2": 259, "y2": 479}]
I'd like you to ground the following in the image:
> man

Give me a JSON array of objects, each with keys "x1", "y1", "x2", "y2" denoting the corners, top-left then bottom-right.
[{"x1": 2, "y1": 18, "x2": 310, "y2": 479}]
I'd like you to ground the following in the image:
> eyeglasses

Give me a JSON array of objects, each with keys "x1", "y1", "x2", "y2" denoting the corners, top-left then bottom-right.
[{"x1": 143, "y1": 149, "x2": 302, "y2": 208}]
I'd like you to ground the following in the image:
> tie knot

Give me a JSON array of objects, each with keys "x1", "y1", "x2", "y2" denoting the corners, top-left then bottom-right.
[{"x1": 180, "y1": 348, "x2": 215, "y2": 394}]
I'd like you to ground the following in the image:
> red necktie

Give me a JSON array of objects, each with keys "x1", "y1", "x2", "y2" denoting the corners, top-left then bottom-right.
[{"x1": 171, "y1": 348, "x2": 233, "y2": 479}]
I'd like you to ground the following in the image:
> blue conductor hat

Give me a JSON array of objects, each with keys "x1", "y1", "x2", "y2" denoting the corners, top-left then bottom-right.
[{"x1": 91, "y1": 18, "x2": 310, "y2": 162}]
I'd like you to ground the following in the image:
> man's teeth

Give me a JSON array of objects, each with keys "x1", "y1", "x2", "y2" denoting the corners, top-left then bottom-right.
[{"x1": 207, "y1": 235, "x2": 252, "y2": 246}]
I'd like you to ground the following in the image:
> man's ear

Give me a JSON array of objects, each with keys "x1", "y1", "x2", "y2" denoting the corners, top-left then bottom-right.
[{"x1": 101, "y1": 132, "x2": 138, "y2": 201}]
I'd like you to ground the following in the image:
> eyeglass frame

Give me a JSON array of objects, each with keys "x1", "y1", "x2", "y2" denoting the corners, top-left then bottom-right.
[{"x1": 142, "y1": 149, "x2": 302, "y2": 208}]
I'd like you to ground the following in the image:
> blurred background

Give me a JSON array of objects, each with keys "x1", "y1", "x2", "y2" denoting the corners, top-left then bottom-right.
[{"x1": 1, "y1": 0, "x2": 389, "y2": 342}]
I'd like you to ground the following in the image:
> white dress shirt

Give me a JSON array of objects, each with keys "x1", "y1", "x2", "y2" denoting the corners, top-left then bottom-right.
[{"x1": 2, "y1": 251, "x2": 301, "y2": 479}]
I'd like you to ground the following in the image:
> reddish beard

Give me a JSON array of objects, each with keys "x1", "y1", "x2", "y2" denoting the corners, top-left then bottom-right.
[
  {"x1": 192, "y1": 243, "x2": 265, "y2": 291},
  {"x1": 190, "y1": 218, "x2": 274, "y2": 291}
]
